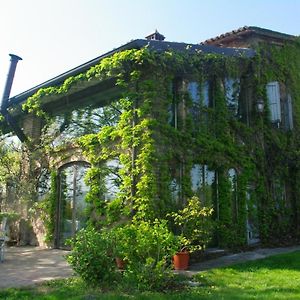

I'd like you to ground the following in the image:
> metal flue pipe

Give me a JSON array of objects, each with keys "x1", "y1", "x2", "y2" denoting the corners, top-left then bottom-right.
[
  {"x1": 1, "y1": 54, "x2": 27, "y2": 142},
  {"x1": 1, "y1": 54, "x2": 22, "y2": 112}
]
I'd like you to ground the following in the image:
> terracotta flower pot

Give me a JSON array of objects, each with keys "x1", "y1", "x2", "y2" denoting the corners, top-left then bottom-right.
[
  {"x1": 173, "y1": 251, "x2": 190, "y2": 270},
  {"x1": 115, "y1": 257, "x2": 126, "y2": 270}
]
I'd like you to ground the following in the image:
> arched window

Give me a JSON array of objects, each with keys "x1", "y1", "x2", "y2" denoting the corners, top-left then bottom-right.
[{"x1": 56, "y1": 161, "x2": 89, "y2": 248}]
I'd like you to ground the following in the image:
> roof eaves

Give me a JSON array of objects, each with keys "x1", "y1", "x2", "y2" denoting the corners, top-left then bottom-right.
[
  {"x1": 9, "y1": 39, "x2": 147, "y2": 106},
  {"x1": 201, "y1": 26, "x2": 296, "y2": 45},
  {"x1": 9, "y1": 39, "x2": 255, "y2": 107}
]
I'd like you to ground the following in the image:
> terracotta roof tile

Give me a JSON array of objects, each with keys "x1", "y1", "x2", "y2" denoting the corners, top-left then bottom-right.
[{"x1": 200, "y1": 26, "x2": 295, "y2": 45}]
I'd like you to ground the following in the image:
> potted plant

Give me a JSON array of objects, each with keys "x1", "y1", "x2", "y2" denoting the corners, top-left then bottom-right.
[
  {"x1": 168, "y1": 196, "x2": 214, "y2": 270},
  {"x1": 109, "y1": 226, "x2": 130, "y2": 270}
]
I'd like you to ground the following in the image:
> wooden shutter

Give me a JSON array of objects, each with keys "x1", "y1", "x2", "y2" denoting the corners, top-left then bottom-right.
[{"x1": 266, "y1": 82, "x2": 281, "y2": 123}]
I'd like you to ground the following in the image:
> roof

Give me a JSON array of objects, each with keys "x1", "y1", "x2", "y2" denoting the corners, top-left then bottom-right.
[
  {"x1": 201, "y1": 26, "x2": 296, "y2": 45},
  {"x1": 8, "y1": 39, "x2": 255, "y2": 107}
]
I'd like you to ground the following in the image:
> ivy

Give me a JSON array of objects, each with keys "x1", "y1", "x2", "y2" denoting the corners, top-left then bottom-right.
[
  {"x1": 32, "y1": 170, "x2": 58, "y2": 244},
  {"x1": 20, "y1": 38, "x2": 300, "y2": 249}
]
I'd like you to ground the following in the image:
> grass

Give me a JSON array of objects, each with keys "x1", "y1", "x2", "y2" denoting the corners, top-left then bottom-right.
[{"x1": 0, "y1": 250, "x2": 300, "y2": 299}]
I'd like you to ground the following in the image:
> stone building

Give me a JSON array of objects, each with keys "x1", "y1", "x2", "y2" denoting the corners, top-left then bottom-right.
[{"x1": 1, "y1": 26, "x2": 299, "y2": 249}]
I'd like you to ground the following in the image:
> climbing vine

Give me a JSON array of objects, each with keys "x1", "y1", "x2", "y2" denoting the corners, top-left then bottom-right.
[{"x1": 20, "y1": 38, "x2": 300, "y2": 249}]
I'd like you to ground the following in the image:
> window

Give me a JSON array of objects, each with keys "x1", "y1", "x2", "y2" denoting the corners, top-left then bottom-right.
[
  {"x1": 187, "y1": 81, "x2": 210, "y2": 106},
  {"x1": 57, "y1": 162, "x2": 90, "y2": 248},
  {"x1": 187, "y1": 82, "x2": 199, "y2": 104},
  {"x1": 271, "y1": 178, "x2": 287, "y2": 209},
  {"x1": 225, "y1": 78, "x2": 240, "y2": 117},
  {"x1": 191, "y1": 164, "x2": 215, "y2": 206},
  {"x1": 228, "y1": 168, "x2": 238, "y2": 221},
  {"x1": 266, "y1": 81, "x2": 281, "y2": 124},
  {"x1": 170, "y1": 178, "x2": 180, "y2": 203},
  {"x1": 246, "y1": 185, "x2": 260, "y2": 244},
  {"x1": 187, "y1": 81, "x2": 210, "y2": 107},
  {"x1": 103, "y1": 159, "x2": 122, "y2": 201},
  {"x1": 187, "y1": 81, "x2": 210, "y2": 132},
  {"x1": 47, "y1": 103, "x2": 122, "y2": 147},
  {"x1": 170, "y1": 163, "x2": 183, "y2": 203},
  {"x1": 187, "y1": 82, "x2": 200, "y2": 128},
  {"x1": 168, "y1": 81, "x2": 178, "y2": 128},
  {"x1": 266, "y1": 82, "x2": 293, "y2": 130},
  {"x1": 167, "y1": 102, "x2": 177, "y2": 128}
]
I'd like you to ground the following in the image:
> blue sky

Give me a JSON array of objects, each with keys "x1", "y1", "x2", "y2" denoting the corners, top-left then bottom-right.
[{"x1": 0, "y1": 0, "x2": 299, "y2": 97}]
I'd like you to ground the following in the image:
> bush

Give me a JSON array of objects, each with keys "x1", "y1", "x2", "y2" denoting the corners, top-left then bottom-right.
[
  {"x1": 66, "y1": 226, "x2": 118, "y2": 286},
  {"x1": 111, "y1": 219, "x2": 180, "y2": 291},
  {"x1": 67, "y1": 220, "x2": 181, "y2": 291},
  {"x1": 168, "y1": 196, "x2": 214, "y2": 252}
]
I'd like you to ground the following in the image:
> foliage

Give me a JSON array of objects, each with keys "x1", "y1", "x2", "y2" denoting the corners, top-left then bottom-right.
[
  {"x1": 249, "y1": 39, "x2": 300, "y2": 245},
  {"x1": 168, "y1": 196, "x2": 214, "y2": 252},
  {"x1": 14, "y1": 37, "x2": 300, "y2": 251},
  {"x1": 0, "y1": 211, "x2": 19, "y2": 222},
  {"x1": 0, "y1": 139, "x2": 21, "y2": 184},
  {"x1": 67, "y1": 219, "x2": 180, "y2": 291},
  {"x1": 110, "y1": 219, "x2": 180, "y2": 291},
  {"x1": 30, "y1": 170, "x2": 58, "y2": 243},
  {"x1": 1, "y1": 251, "x2": 300, "y2": 299},
  {"x1": 66, "y1": 226, "x2": 119, "y2": 286}
]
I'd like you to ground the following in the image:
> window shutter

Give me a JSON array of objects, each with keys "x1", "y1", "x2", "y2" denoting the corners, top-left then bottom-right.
[{"x1": 266, "y1": 82, "x2": 281, "y2": 123}]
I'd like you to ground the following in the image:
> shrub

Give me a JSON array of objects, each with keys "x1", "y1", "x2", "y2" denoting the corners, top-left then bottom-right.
[
  {"x1": 66, "y1": 226, "x2": 118, "y2": 286},
  {"x1": 67, "y1": 220, "x2": 181, "y2": 291},
  {"x1": 168, "y1": 196, "x2": 214, "y2": 252},
  {"x1": 111, "y1": 219, "x2": 180, "y2": 291}
]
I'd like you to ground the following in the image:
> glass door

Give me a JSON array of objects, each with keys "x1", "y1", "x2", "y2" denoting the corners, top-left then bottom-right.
[{"x1": 56, "y1": 162, "x2": 89, "y2": 248}]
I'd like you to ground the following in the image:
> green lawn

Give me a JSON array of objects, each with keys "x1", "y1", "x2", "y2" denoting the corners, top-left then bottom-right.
[{"x1": 1, "y1": 250, "x2": 300, "y2": 300}]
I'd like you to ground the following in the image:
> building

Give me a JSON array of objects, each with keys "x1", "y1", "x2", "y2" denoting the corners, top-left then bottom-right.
[{"x1": 1, "y1": 26, "x2": 299, "y2": 249}]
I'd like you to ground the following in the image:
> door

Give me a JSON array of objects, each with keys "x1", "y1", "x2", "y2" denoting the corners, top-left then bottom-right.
[{"x1": 56, "y1": 162, "x2": 89, "y2": 248}]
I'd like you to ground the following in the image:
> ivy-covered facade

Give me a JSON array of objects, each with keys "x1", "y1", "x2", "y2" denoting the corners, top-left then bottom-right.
[{"x1": 1, "y1": 26, "x2": 300, "y2": 249}]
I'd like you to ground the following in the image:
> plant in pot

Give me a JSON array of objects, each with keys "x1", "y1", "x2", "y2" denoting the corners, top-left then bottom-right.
[
  {"x1": 168, "y1": 196, "x2": 214, "y2": 270},
  {"x1": 110, "y1": 225, "x2": 133, "y2": 270},
  {"x1": 110, "y1": 219, "x2": 181, "y2": 290}
]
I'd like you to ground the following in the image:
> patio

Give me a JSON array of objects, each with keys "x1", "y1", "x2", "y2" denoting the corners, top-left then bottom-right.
[{"x1": 0, "y1": 246, "x2": 73, "y2": 288}]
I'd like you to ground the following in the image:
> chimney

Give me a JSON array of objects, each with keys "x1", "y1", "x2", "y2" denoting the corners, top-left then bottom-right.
[
  {"x1": 145, "y1": 30, "x2": 165, "y2": 41},
  {"x1": 1, "y1": 54, "x2": 27, "y2": 142},
  {"x1": 1, "y1": 54, "x2": 22, "y2": 112}
]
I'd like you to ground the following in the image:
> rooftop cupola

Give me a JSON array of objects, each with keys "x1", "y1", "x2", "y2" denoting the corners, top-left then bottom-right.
[{"x1": 145, "y1": 30, "x2": 165, "y2": 41}]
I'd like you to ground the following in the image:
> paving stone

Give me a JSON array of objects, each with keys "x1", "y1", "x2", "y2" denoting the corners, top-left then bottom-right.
[{"x1": 0, "y1": 246, "x2": 73, "y2": 288}]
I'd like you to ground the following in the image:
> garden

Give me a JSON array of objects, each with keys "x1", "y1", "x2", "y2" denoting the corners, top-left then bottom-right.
[
  {"x1": 1, "y1": 250, "x2": 300, "y2": 299},
  {"x1": 1, "y1": 35, "x2": 300, "y2": 298}
]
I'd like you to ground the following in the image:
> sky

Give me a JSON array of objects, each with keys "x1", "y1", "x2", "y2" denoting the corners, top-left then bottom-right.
[{"x1": 0, "y1": 0, "x2": 299, "y2": 97}]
